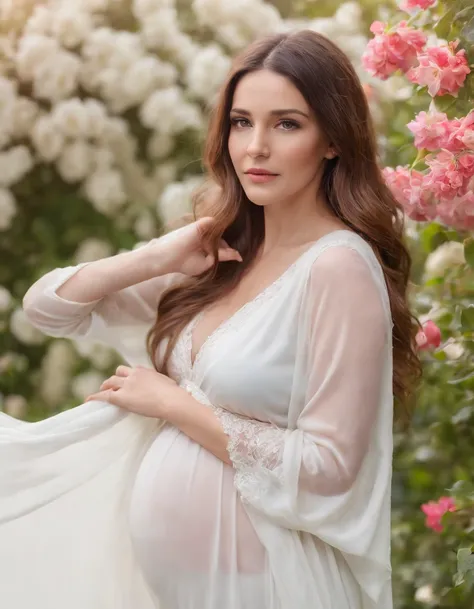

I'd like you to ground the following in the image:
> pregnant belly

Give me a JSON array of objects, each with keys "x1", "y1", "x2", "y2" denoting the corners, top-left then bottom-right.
[{"x1": 129, "y1": 424, "x2": 266, "y2": 575}]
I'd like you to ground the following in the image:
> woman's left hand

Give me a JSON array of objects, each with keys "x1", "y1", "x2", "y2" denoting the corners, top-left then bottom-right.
[{"x1": 85, "y1": 365, "x2": 184, "y2": 419}]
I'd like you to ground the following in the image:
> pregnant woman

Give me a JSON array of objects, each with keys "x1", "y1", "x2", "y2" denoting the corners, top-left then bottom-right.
[{"x1": 0, "y1": 30, "x2": 421, "y2": 609}]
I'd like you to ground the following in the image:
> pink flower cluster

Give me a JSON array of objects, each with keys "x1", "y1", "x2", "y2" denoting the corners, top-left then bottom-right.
[
  {"x1": 408, "y1": 41, "x2": 470, "y2": 97},
  {"x1": 421, "y1": 496, "x2": 456, "y2": 532},
  {"x1": 416, "y1": 320, "x2": 442, "y2": 350},
  {"x1": 384, "y1": 111, "x2": 474, "y2": 229},
  {"x1": 362, "y1": 21, "x2": 427, "y2": 79},
  {"x1": 400, "y1": 0, "x2": 437, "y2": 12},
  {"x1": 364, "y1": 23, "x2": 470, "y2": 97}
]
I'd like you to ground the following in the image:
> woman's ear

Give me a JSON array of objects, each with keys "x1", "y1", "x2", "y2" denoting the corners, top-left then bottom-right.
[{"x1": 325, "y1": 147, "x2": 337, "y2": 160}]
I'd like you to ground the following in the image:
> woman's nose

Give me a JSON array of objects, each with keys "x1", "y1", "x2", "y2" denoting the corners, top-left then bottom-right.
[{"x1": 246, "y1": 127, "x2": 270, "y2": 158}]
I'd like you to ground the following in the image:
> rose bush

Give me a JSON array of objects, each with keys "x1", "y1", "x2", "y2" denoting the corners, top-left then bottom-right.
[{"x1": 361, "y1": 0, "x2": 474, "y2": 605}]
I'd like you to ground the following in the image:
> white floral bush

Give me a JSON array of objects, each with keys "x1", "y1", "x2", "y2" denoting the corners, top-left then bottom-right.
[{"x1": 0, "y1": 0, "x2": 394, "y2": 418}]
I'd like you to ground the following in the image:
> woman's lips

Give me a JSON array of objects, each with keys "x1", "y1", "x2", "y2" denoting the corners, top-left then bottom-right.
[{"x1": 245, "y1": 173, "x2": 279, "y2": 183}]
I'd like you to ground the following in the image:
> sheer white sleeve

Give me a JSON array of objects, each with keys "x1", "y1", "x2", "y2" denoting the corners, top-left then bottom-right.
[
  {"x1": 212, "y1": 245, "x2": 390, "y2": 503},
  {"x1": 22, "y1": 241, "x2": 184, "y2": 358}
]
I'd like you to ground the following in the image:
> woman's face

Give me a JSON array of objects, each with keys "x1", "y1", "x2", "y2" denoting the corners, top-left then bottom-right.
[{"x1": 228, "y1": 69, "x2": 334, "y2": 208}]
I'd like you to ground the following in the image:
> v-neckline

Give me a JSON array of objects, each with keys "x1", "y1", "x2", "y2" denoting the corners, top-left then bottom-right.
[{"x1": 187, "y1": 229, "x2": 354, "y2": 371}]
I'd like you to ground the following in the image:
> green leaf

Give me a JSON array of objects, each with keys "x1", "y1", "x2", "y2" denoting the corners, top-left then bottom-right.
[
  {"x1": 457, "y1": 547, "x2": 474, "y2": 579},
  {"x1": 461, "y1": 306, "x2": 474, "y2": 331},
  {"x1": 465, "y1": 238, "x2": 474, "y2": 269}
]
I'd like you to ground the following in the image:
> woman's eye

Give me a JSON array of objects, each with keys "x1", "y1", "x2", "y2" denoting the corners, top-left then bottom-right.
[
  {"x1": 231, "y1": 118, "x2": 250, "y2": 128},
  {"x1": 279, "y1": 120, "x2": 299, "y2": 130}
]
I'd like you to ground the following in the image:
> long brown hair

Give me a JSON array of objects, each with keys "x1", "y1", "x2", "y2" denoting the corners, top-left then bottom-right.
[{"x1": 147, "y1": 30, "x2": 422, "y2": 421}]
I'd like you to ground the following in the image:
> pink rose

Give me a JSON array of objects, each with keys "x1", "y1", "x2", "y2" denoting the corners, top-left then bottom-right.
[
  {"x1": 407, "y1": 111, "x2": 450, "y2": 151},
  {"x1": 400, "y1": 0, "x2": 437, "y2": 12},
  {"x1": 383, "y1": 166, "x2": 436, "y2": 221},
  {"x1": 421, "y1": 496, "x2": 456, "y2": 533},
  {"x1": 363, "y1": 21, "x2": 426, "y2": 80},
  {"x1": 458, "y1": 152, "x2": 474, "y2": 178},
  {"x1": 408, "y1": 41, "x2": 471, "y2": 97},
  {"x1": 436, "y1": 192, "x2": 474, "y2": 230},
  {"x1": 424, "y1": 150, "x2": 467, "y2": 200},
  {"x1": 416, "y1": 320, "x2": 442, "y2": 350}
]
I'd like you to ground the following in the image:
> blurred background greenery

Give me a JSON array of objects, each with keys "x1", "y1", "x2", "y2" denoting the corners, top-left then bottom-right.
[{"x1": 0, "y1": 0, "x2": 473, "y2": 606}]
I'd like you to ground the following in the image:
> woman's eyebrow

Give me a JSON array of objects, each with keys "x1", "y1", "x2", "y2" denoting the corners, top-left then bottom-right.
[{"x1": 230, "y1": 108, "x2": 310, "y2": 118}]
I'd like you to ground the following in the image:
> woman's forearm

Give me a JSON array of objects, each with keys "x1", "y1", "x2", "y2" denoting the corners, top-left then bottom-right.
[{"x1": 53, "y1": 239, "x2": 175, "y2": 304}]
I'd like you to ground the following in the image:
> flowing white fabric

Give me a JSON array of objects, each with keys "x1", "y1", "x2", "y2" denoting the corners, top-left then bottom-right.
[{"x1": 0, "y1": 230, "x2": 394, "y2": 609}]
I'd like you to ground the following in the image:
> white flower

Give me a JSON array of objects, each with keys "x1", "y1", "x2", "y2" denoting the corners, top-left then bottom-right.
[
  {"x1": 91, "y1": 146, "x2": 115, "y2": 170},
  {"x1": 83, "y1": 98, "x2": 108, "y2": 139},
  {"x1": 10, "y1": 307, "x2": 45, "y2": 345},
  {"x1": 12, "y1": 97, "x2": 40, "y2": 138},
  {"x1": 40, "y1": 340, "x2": 77, "y2": 406},
  {"x1": 84, "y1": 168, "x2": 127, "y2": 215},
  {"x1": 71, "y1": 370, "x2": 107, "y2": 401},
  {"x1": 73, "y1": 237, "x2": 113, "y2": 263},
  {"x1": 334, "y1": 2, "x2": 362, "y2": 34},
  {"x1": 56, "y1": 140, "x2": 93, "y2": 183},
  {"x1": 74, "y1": 341, "x2": 116, "y2": 370},
  {"x1": 443, "y1": 340, "x2": 464, "y2": 360},
  {"x1": 24, "y1": 6, "x2": 53, "y2": 36},
  {"x1": 51, "y1": 7, "x2": 93, "y2": 48},
  {"x1": 147, "y1": 132, "x2": 174, "y2": 160},
  {"x1": 16, "y1": 34, "x2": 59, "y2": 82},
  {"x1": 186, "y1": 44, "x2": 231, "y2": 100},
  {"x1": 140, "y1": 9, "x2": 181, "y2": 50},
  {"x1": 158, "y1": 176, "x2": 203, "y2": 225},
  {"x1": 51, "y1": 98, "x2": 90, "y2": 138},
  {"x1": 424, "y1": 241, "x2": 465, "y2": 278},
  {"x1": 33, "y1": 50, "x2": 81, "y2": 102},
  {"x1": 100, "y1": 116, "x2": 130, "y2": 145},
  {"x1": 82, "y1": 0, "x2": 111, "y2": 10},
  {"x1": 31, "y1": 114, "x2": 65, "y2": 162},
  {"x1": 0, "y1": 188, "x2": 17, "y2": 230},
  {"x1": 414, "y1": 584, "x2": 435, "y2": 604},
  {"x1": 140, "y1": 87, "x2": 202, "y2": 133},
  {"x1": 133, "y1": 0, "x2": 175, "y2": 21},
  {"x1": 135, "y1": 212, "x2": 156, "y2": 240},
  {"x1": 0, "y1": 146, "x2": 34, "y2": 187},
  {"x1": 3, "y1": 395, "x2": 27, "y2": 419},
  {"x1": 0, "y1": 286, "x2": 12, "y2": 312},
  {"x1": 122, "y1": 56, "x2": 177, "y2": 105}
]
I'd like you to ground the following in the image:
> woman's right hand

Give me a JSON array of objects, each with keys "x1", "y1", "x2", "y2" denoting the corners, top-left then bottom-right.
[{"x1": 154, "y1": 217, "x2": 243, "y2": 277}]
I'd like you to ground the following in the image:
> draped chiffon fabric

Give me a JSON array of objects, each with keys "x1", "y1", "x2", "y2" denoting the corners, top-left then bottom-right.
[{"x1": 0, "y1": 229, "x2": 394, "y2": 609}]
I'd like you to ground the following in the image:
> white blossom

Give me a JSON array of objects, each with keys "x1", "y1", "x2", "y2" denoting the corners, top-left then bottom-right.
[
  {"x1": 334, "y1": 2, "x2": 362, "y2": 35},
  {"x1": 16, "y1": 34, "x2": 60, "y2": 82},
  {"x1": 0, "y1": 286, "x2": 12, "y2": 312},
  {"x1": 186, "y1": 44, "x2": 231, "y2": 100},
  {"x1": 51, "y1": 98, "x2": 90, "y2": 138},
  {"x1": 33, "y1": 50, "x2": 81, "y2": 102},
  {"x1": 31, "y1": 114, "x2": 65, "y2": 162},
  {"x1": 23, "y1": 6, "x2": 53, "y2": 36},
  {"x1": 74, "y1": 341, "x2": 116, "y2": 369},
  {"x1": 51, "y1": 7, "x2": 94, "y2": 48},
  {"x1": 414, "y1": 584, "x2": 435, "y2": 604},
  {"x1": 84, "y1": 168, "x2": 127, "y2": 215},
  {"x1": 443, "y1": 340, "x2": 465, "y2": 361},
  {"x1": 0, "y1": 188, "x2": 17, "y2": 230},
  {"x1": 133, "y1": 0, "x2": 175, "y2": 21},
  {"x1": 40, "y1": 340, "x2": 77, "y2": 406},
  {"x1": 56, "y1": 140, "x2": 93, "y2": 183},
  {"x1": 134, "y1": 212, "x2": 156, "y2": 240},
  {"x1": 158, "y1": 176, "x2": 203, "y2": 225},
  {"x1": 91, "y1": 146, "x2": 115, "y2": 170},
  {"x1": 12, "y1": 97, "x2": 40, "y2": 138},
  {"x1": 10, "y1": 307, "x2": 46, "y2": 345},
  {"x1": 424, "y1": 241, "x2": 466, "y2": 278},
  {"x1": 73, "y1": 237, "x2": 113, "y2": 263},
  {"x1": 122, "y1": 56, "x2": 177, "y2": 106},
  {"x1": 140, "y1": 9, "x2": 181, "y2": 50},
  {"x1": 0, "y1": 146, "x2": 34, "y2": 187},
  {"x1": 147, "y1": 132, "x2": 174, "y2": 160},
  {"x1": 83, "y1": 98, "x2": 109, "y2": 139},
  {"x1": 140, "y1": 87, "x2": 202, "y2": 133},
  {"x1": 3, "y1": 395, "x2": 28, "y2": 419},
  {"x1": 71, "y1": 370, "x2": 107, "y2": 401}
]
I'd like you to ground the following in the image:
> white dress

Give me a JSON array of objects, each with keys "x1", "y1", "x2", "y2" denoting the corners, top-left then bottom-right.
[{"x1": 0, "y1": 229, "x2": 394, "y2": 609}]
